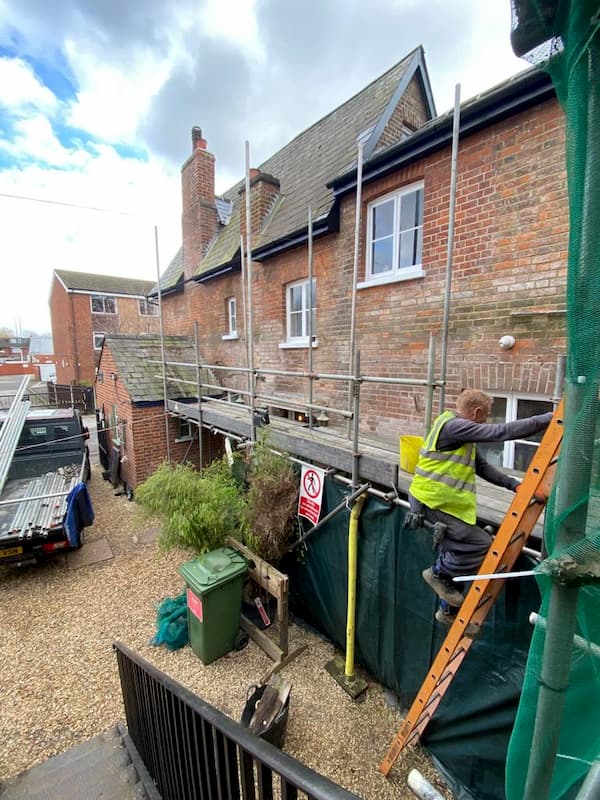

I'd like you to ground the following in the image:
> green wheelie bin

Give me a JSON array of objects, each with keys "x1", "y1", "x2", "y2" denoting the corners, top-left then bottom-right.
[{"x1": 179, "y1": 547, "x2": 248, "y2": 664}]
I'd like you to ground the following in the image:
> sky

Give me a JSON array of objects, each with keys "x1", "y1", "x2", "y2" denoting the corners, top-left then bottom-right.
[{"x1": 0, "y1": 0, "x2": 526, "y2": 336}]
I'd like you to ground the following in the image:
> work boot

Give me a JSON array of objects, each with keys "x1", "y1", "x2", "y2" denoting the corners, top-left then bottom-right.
[
  {"x1": 435, "y1": 607, "x2": 480, "y2": 638},
  {"x1": 422, "y1": 567, "x2": 464, "y2": 606}
]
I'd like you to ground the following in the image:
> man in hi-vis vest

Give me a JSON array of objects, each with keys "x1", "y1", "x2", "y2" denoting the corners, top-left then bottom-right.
[{"x1": 408, "y1": 389, "x2": 552, "y2": 628}]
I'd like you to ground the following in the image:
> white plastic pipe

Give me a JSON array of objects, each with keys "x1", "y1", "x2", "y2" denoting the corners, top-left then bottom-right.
[{"x1": 407, "y1": 769, "x2": 445, "y2": 800}]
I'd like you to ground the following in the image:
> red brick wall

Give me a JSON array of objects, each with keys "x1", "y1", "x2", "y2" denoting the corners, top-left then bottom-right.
[
  {"x1": 378, "y1": 74, "x2": 431, "y2": 150},
  {"x1": 50, "y1": 283, "x2": 159, "y2": 385},
  {"x1": 95, "y1": 343, "x2": 224, "y2": 489},
  {"x1": 161, "y1": 95, "x2": 567, "y2": 445}
]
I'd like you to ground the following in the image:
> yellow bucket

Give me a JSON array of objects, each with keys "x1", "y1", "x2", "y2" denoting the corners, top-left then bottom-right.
[{"x1": 399, "y1": 435, "x2": 424, "y2": 474}]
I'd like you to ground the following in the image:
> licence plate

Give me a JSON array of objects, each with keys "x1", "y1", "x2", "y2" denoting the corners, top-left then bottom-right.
[{"x1": 0, "y1": 546, "x2": 23, "y2": 558}]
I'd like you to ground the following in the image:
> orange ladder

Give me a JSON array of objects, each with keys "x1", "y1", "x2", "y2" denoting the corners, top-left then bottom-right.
[{"x1": 380, "y1": 400, "x2": 564, "y2": 776}]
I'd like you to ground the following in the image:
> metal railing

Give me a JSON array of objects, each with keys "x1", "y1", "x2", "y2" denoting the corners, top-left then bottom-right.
[{"x1": 114, "y1": 641, "x2": 360, "y2": 800}]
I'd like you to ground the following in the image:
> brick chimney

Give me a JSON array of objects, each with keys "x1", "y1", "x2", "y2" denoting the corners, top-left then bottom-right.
[
  {"x1": 181, "y1": 127, "x2": 218, "y2": 281},
  {"x1": 239, "y1": 170, "x2": 281, "y2": 242}
]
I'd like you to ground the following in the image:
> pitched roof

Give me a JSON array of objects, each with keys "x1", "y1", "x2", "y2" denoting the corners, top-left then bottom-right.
[
  {"x1": 99, "y1": 334, "x2": 219, "y2": 403},
  {"x1": 155, "y1": 246, "x2": 184, "y2": 294},
  {"x1": 54, "y1": 269, "x2": 155, "y2": 296},
  {"x1": 188, "y1": 46, "x2": 434, "y2": 278}
]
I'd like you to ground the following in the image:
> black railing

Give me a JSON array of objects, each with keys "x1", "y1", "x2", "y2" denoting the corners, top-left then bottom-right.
[{"x1": 114, "y1": 641, "x2": 361, "y2": 800}]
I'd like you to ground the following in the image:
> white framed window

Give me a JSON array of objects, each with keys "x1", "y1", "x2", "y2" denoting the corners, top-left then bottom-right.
[
  {"x1": 282, "y1": 278, "x2": 317, "y2": 348},
  {"x1": 176, "y1": 418, "x2": 194, "y2": 442},
  {"x1": 93, "y1": 331, "x2": 106, "y2": 350},
  {"x1": 91, "y1": 295, "x2": 117, "y2": 314},
  {"x1": 477, "y1": 393, "x2": 554, "y2": 472},
  {"x1": 139, "y1": 297, "x2": 159, "y2": 316},
  {"x1": 363, "y1": 181, "x2": 424, "y2": 286},
  {"x1": 222, "y1": 297, "x2": 238, "y2": 340}
]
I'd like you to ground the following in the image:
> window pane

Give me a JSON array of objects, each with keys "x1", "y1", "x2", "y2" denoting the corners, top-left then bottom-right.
[
  {"x1": 477, "y1": 398, "x2": 508, "y2": 466},
  {"x1": 372, "y1": 238, "x2": 394, "y2": 274},
  {"x1": 516, "y1": 398, "x2": 553, "y2": 443},
  {"x1": 400, "y1": 190, "x2": 417, "y2": 230},
  {"x1": 289, "y1": 285, "x2": 302, "y2": 312},
  {"x1": 290, "y1": 310, "x2": 303, "y2": 338},
  {"x1": 105, "y1": 297, "x2": 116, "y2": 313},
  {"x1": 372, "y1": 200, "x2": 394, "y2": 239},
  {"x1": 92, "y1": 297, "x2": 103, "y2": 312},
  {"x1": 515, "y1": 442, "x2": 537, "y2": 472},
  {"x1": 399, "y1": 230, "x2": 418, "y2": 268}
]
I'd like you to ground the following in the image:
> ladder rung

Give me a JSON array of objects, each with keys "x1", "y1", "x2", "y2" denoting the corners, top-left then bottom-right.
[{"x1": 380, "y1": 400, "x2": 564, "y2": 776}]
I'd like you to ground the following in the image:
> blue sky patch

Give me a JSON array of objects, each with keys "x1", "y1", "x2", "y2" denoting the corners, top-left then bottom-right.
[{"x1": 0, "y1": 33, "x2": 77, "y2": 103}]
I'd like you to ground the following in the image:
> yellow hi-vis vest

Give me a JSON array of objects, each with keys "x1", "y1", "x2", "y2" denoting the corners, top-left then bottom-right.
[{"x1": 409, "y1": 410, "x2": 477, "y2": 524}]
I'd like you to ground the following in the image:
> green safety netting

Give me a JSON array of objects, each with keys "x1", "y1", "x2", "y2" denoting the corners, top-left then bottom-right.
[
  {"x1": 506, "y1": 3, "x2": 600, "y2": 799},
  {"x1": 284, "y1": 480, "x2": 542, "y2": 800}
]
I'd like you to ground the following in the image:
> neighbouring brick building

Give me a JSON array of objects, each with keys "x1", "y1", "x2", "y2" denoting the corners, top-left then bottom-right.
[
  {"x1": 98, "y1": 47, "x2": 568, "y2": 486},
  {"x1": 49, "y1": 270, "x2": 160, "y2": 385},
  {"x1": 95, "y1": 334, "x2": 223, "y2": 489}
]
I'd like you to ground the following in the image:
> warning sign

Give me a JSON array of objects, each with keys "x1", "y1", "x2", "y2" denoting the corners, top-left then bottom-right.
[{"x1": 298, "y1": 465, "x2": 325, "y2": 524}]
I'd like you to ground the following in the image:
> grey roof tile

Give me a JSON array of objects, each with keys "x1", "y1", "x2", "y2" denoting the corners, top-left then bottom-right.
[
  {"x1": 54, "y1": 269, "x2": 155, "y2": 296},
  {"x1": 100, "y1": 334, "x2": 220, "y2": 403},
  {"x1": 198, "y1": 48, "x2": 427, "y2": 275}
]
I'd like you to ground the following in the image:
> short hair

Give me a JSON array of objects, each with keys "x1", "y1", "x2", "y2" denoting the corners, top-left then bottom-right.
[{"x1": 456, "y1": 389, "x2": 493, "y2": 416}]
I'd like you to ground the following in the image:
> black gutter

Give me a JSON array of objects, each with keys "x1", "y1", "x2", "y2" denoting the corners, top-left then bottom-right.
[{"x1": 329, "y1": 68, "x2": 555, "y2": 198}]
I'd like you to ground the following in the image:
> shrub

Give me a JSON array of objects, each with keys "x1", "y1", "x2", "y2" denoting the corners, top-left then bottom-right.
[
  {"x1": 135, "y1": 458, "x2": 246, "y2": 554},
  {"x1": 242, "y1": 432, "x2": 299, "y2": 564}
]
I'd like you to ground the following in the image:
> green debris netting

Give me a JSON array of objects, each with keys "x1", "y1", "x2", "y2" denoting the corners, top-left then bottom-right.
[
  {"x1": 505, "y1": 3, "x2": 600, "y2": 799},
  {"x1": 284, "y1": 480, "x2": 542, "y2": 800}
]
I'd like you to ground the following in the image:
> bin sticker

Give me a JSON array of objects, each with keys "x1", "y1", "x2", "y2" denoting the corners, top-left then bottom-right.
[
  {"x1": 187, "y1": 589, "x2": 203, "y2": 622},
  {"x1": 298, "y1": 465, "x2": 325, "y2": 525}
]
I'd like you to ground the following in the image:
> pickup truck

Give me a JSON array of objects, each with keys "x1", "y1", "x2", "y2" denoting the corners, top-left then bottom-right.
[{"x1": 0, "y1": 406, "x2": 92, "y2": 566}]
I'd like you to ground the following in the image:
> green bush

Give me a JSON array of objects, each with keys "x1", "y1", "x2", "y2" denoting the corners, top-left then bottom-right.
[
  {"x1": 135, "y1": 458, "x2": 246, "y2": 554},
  {"x1": 242, "y1": 432, "x2": 299, "y2": 564}
]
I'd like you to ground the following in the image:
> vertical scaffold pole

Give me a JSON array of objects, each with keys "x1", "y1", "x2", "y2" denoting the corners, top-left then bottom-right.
[{"x1": 155, "y1": 224, "x2": 171, "y2": 463}]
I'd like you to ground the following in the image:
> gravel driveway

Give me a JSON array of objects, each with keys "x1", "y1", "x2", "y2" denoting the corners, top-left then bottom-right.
[{"x1": 0, "y1": 464, "x2": 451, "y2": 799}]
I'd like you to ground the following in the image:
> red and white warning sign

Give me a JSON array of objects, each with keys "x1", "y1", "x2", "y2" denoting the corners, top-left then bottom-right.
[{"x1": 298, "y1": 465, "x2": 325, "y2": 524}]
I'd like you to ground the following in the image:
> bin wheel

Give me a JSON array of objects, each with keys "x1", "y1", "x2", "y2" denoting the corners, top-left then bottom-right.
[{"x1": 234, "y1": 631, "x2": 249, "y2": 651}]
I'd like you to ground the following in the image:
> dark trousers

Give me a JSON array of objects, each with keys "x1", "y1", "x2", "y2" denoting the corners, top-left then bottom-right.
[{"x1": 423, "y1": 507, "x2": 492, "y2": 580}]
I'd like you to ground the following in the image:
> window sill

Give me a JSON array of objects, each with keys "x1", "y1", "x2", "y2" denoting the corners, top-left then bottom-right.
[
  {"x1": 175, "y1": 437, "x2": 194, "y2": 443},
  {"x1": 279, "y1": 338, "x2": 319, "y2": 350},
  {"x1": 358, "y1": 268, "x2": 425, "y2": 289},
  {"x1": 221, "y1": 332, "x2": 239, "y2": 341}
]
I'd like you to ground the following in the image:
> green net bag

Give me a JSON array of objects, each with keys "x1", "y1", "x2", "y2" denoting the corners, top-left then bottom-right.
[{"x1": 506, "y1": 3, "x2": 600, "y2": 798}]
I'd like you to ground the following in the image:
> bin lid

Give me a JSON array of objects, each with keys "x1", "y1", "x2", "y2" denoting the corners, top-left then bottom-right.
[{"x1": 178, "y1": 547, "x2": 248, "y2": 595}]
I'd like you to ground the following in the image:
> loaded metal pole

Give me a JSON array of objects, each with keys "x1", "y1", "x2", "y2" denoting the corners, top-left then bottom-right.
[
  {"x1": 155, "y1": 224, "x2": 171, "y2": 462},
  {"x1": 240, "y1": 234, "x2": 251, "y2": 400},
  {"x1": 194, "y1": 321, "x2": 204, "y2": 474},
  {"x1": 424, "y1": 332, "x2": 437, "y2": 433},
  {"x1": 244, "y1": 141, "x2": 256, "y2": 443},
  {"x1": 347, "y1": 140, "x2": 364, "y2": 438},
  {"x1": 307, "y1": 207, "x2": 314, "y2": 430},
  {"x1": 351, "y1": 349, "x2": 361, "y2": 491},
  {"x1": 438, "y1": 84, "x2": 461, "y2": 413}
]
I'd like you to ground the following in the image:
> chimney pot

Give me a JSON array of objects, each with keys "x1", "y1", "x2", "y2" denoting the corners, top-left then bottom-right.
[
  {"x1": 191, "y1": 126, "x2": 207, "y2": 150},
  {"x1": 249, "y1": 167, "x2": 260, "y2": 180}
]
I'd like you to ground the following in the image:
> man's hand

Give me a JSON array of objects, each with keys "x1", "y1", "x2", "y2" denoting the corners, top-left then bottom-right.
[
  {"x1": 515, "y1": 483, "x2": 548, "y2": 504},
  {"x1": 404, "y1": 511, "x2": 424, "y2": 529}
]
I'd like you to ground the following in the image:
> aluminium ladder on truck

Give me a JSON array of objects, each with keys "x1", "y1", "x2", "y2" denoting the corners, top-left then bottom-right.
[{"x1": 380, "y1": 400, "x2": 564, "y2": 776}]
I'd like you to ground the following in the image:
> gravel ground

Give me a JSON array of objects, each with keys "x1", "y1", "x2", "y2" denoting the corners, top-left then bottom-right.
[{"x1": 0, "y1": 464, "x2": 452, "y2": 799}]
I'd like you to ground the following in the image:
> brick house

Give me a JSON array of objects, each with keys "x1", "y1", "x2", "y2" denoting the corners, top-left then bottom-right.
[
  {"x1": 49, "y1": 270, "x2": 160, "y2": 385},
  {"x1": 97, "y1": 48, "x2": 567, "y2": 488},
  {"x1": 95, "y1": 334, "x2": 223, "y2": 489},
  {"x1": 154, "y1": 53, "x2": 565, "y2": 475}
]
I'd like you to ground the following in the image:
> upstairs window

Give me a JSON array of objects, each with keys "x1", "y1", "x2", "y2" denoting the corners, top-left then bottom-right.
[
  {"x1": 477, "y1": 394, "x2": 554, "y2": 472},
  {"x1": 284, "y1": 278, "x2": 316, "y2": 346},
  {"x1": 222, "y1": 297, "x2": 238, "y2": 340},
  {"x1": 139, "y1": 297, "x2": 159, "y2": 316},
  {"x1": 91, "y1": 295, "x2": 117, "y2": 314},
  {"x1": 93, "y1": 331, "x2": 106, "y2": 350},
  {"x1": 364, "y1": 182, "x2": 424, "y2": 285}
]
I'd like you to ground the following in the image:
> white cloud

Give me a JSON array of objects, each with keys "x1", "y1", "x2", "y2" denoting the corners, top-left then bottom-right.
[
  {"x1": 0, "y1": 56, "x2": 57, "y2": 112},
  {"x1": 63, "y1": 40, "x2": 171, "y2": 142}
]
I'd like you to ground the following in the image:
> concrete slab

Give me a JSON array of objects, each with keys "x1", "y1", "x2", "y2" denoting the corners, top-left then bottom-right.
[
  {"x1": 68, "y1": 537, "x2": 113, "y2": 569},
  {"x1": 134, "y1": 526, "x2": 160, "y2": 546}
]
